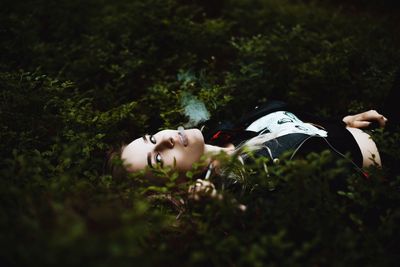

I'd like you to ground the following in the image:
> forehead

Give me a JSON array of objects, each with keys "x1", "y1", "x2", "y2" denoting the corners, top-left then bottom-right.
[{"x1": 121, "y1": 137, "x2": 150, "y2": 172}]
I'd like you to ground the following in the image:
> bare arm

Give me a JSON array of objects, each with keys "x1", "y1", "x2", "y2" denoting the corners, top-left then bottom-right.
[{"x1": 342, "y1": 110, "x2": 388, "y2": 129}]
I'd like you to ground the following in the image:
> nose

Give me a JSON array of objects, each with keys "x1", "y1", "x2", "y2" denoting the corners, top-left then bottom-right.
[{"x1": 155, "y1": 136, "x2": 174, "y2": 150}]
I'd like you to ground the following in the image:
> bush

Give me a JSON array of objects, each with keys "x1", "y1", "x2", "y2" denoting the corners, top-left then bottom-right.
[{"x1": 1, "y1": 0, "x2": 400, "y2": 266}]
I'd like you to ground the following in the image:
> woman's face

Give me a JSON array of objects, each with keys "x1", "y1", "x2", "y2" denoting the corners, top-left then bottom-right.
[{"x1": 121, "y1": 128, "x2": 205, "y2": 174}]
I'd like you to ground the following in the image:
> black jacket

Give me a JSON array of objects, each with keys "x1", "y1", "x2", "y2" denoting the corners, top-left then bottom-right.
[{"x1": 203, "y1": 100, "x2": 363, "y2": 168}]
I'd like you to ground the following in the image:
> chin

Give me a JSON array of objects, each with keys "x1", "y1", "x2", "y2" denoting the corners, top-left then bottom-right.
[{"x1": 188, "y1": 128, "x2": 204, "y2": 144}]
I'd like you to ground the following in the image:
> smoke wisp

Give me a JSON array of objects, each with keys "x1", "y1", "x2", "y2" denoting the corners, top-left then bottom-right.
[{"x1": 180, "y1": 92, "x2": 210, "y2": 127}]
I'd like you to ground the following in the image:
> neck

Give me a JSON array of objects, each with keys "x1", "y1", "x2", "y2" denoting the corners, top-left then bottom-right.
[
  {"x1": 204, "y1": 143, "x2": 235, "y2": 165},
  {"x1": 203, "y1": 144, "x2": 235, "y2": 174},
  {"x1": 204, "y1": 144, "x2": 235, "y2": 155}
]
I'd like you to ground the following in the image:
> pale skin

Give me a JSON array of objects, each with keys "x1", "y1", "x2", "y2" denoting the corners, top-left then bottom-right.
[
  {"x1": 121, "y1": 110, "x2": 388, "y2": 197},
  {"x1": 121, "y1": 128, "x2": 233, "y2": 175},
  {"x1": 343, "y1": 110, "x2": 387, "y2": 167}
]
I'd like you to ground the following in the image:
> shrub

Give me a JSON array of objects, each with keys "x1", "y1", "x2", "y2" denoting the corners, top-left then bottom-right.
[{"x1": 1, "y1": 0, "x2": 400, "y2": 266}]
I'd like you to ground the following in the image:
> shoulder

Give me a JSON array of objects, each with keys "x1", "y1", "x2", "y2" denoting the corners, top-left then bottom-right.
[
  {"x1": 203, "y1": 100, "x2": 290, "y2": 145},
  {"x1": 234, "y1": 100, "x2": 289, "y2": 129}
]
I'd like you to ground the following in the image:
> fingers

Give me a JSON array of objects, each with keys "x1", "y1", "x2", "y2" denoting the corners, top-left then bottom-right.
[
  {"x1": 359, "y1": 110, "x2": 388, "y2": 127},
  {"x1": 359, "y1": 110, "x2": 382, "y2": 120},
  {"x1": 377, "y1": 115, "x2": 388, "y2": 127},
  {"x1": 344, "y1": 110, "x2": 388, "y2": 128},
  {"x1": 188, "y1": 179, "x2": 219, "y2": 201},
  {"x1": 342, "y1": 115, "x2": 353, "y2": 125},
  {"x1": 188, "y1": 180, "x2": 246, "y2": 212},
  {"x1": 351, "y1": 121, "x2": 372, "y2": 128}
]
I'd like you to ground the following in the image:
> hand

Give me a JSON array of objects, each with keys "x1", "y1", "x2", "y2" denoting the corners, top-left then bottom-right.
[
  {"x1": 188, "y1": 179, "x2": 220, "y2": 201},
  {"x1": 342, "y1": 110, "x2": 388, "y2": 129},
  {"x1": 187, "y1": 179, "x2": 247, "y2": 212}
]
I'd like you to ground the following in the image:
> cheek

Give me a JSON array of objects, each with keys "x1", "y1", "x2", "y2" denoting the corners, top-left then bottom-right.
[
  {"x1": 173, "y1": 150, "x2": 203, "y2": 171},
  {"x1": 176, "y1": 153, "x2": 199, "y2": 168}
]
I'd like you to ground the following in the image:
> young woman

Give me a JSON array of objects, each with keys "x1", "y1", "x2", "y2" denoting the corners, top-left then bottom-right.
[
  {"x1": 121, "y1": 107, "x2": 387, "y2": 179},
  {"x1": 117, "y1": 70, "x2": 400, "y2": 183}
]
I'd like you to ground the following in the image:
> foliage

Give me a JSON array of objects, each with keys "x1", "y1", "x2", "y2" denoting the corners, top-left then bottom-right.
[{"x1": 1, "y1": 0, "x2": 400, "y2": 266}]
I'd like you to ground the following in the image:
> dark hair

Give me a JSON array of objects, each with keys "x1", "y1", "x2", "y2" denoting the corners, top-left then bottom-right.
[
  {"x1": 105, "y1": 144, "x2": 186, "y2": 216},
  {"x1": 104, "y1": 144, "x2": 128, "y2": 182}
]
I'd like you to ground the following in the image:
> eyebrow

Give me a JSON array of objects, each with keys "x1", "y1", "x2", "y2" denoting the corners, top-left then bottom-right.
[
  {"x1": 147, "y1": 152, "x2": 154, "y2": 169},
  {"x1": 143, "y1": 135, "x2": 154, "y2": 168}
]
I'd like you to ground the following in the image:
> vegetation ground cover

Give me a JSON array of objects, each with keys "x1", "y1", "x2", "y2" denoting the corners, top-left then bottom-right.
[{"x1": 1, "y1": 0, "x2": 400, "y2": 266}]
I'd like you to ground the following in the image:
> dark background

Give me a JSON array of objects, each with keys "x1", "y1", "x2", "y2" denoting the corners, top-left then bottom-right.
[{"x1": 1, "y1": 0, "x2": 400, "y2": 266}]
